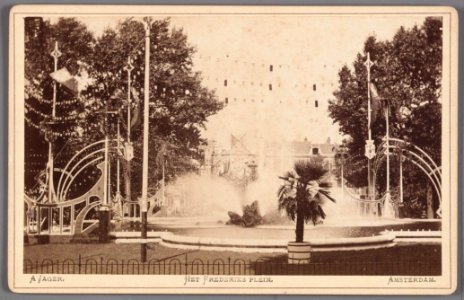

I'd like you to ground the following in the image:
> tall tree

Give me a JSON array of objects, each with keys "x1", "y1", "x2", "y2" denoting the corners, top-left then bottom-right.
[
  {"x1": 25, "y1": 17, "x2": 223, "y2": 204},
  {"x1": 24, "y1": 17, "x2": 95, "y2": 193},
  {"x1": 84, "y1": 18, "x2": 223, "y2": 201},
  {"x1": 328, "y1": 17, "x2": 442, "y2": 214}
]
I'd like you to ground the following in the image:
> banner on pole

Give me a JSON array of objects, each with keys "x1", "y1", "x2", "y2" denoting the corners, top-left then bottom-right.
[
  {"x1": 365, "y1": 139, "x2": 375, "y2": 159},
  {"x1": 124, "y1": 142, "x2": 134, "y2": 161}
]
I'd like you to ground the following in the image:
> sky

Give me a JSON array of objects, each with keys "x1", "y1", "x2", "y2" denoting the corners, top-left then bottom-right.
[{"x1": 50, "y1": 14, "x2": 427, "y2": 148}]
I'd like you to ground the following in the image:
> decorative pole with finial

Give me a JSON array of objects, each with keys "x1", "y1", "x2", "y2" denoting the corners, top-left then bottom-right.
[
  {"x1": 364, "y1": 52, "x2": 375, "y2": 215},
  {"x1": 48, "y1": 41, "x2": 62, "y2": 205},
  {"x1": 140, "y1": 17, "x2": 151, "y2": 263},
  {"x1": 123, "y1": 57, "x2": 134, "y2": 212}
]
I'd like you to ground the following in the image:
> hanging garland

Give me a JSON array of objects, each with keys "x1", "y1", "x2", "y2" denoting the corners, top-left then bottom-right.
[
  {"x1": 24, "y1": 115, "x2": 42, "y2": 131},
  {"x1": 29, "y1": 95, "x2": 81, "y2": 106},
  {"x1": 25, "y1": 102, "x2": 49, "y2": 118},
  {"x1": 25, "y1": 102, "x2": 82, "y2": 122},
  {"x1": 25, "y1": 115, "x2": 79, "y2": 138}
]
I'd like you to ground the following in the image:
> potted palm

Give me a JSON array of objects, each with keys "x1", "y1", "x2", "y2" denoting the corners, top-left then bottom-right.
[{"x1": 278, "y1": 157, "x2": 335, "y2": 263}]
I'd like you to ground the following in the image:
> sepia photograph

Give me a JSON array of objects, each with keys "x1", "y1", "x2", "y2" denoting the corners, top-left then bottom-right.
[{"x1": 8, "y1": 5, "x2": 458, "y2": 294}]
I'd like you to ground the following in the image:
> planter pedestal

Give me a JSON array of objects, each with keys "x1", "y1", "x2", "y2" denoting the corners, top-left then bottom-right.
[{"x1": 287, "y1": 242, "x2": 311, "y2": 264}]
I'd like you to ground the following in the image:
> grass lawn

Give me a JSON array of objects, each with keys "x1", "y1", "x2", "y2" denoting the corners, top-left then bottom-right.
[
  {"x1": 24, "y1": 242, "x2": 440, "y2": 263},
  {"x1": 23, "y1": 243, "x2": 441, "y2": 275},
  {"x1": 24, "y1": 243, "x2": 277, "y2": 263}
]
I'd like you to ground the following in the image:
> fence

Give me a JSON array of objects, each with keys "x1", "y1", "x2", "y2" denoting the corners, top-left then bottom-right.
[{"x1": 23, "y1": 255, "x2": 441, "y2": 276}]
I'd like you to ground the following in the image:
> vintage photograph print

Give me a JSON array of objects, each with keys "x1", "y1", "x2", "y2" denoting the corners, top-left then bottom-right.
[{"x1": 8, "y1": 5, "x2": 458, "y2": 294}]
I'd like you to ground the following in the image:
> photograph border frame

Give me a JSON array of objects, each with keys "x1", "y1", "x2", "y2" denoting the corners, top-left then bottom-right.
[{"x1": 6, "y1": 4, "x2": 461, "y2": 296}]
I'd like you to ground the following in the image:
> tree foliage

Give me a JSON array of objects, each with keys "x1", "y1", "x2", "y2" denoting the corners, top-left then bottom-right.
[
  {"x1": 84, "y1": 18, "x2": 223, "y2": 199},
  {"x1": 329, "y1": 18, "x2": 442, "y2": 178},
  {"x1": 328, "y1": 17, "x2": 442, "y2": 212},
  {"x1": 24, "y1": 17, "x2": 224, "y2": 199},
  {"x1": 24, "y1": 17, "x2": 95, "y2": 190}
]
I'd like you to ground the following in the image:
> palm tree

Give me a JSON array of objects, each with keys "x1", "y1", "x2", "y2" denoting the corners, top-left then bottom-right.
[{"x1": 278, "y1": 157, "x2": 336, "y2": 243}]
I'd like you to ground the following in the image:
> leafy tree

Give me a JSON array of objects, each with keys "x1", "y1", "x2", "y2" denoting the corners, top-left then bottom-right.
[
  {"x1": 83, "y1": 18, "x2": 223, "y2": 201},
  {"x1": 24, "y1": 17, "x2": 223, "y2": 205},
  {"x1": 24, "y1": 17, "x2": 95, "y2": 193},
  {"x1": 277, "y1": 158, "x2": 335, "y2": 242},
  {"x1": 328, "y1": 17, "x2": 442, "y2": 214}
]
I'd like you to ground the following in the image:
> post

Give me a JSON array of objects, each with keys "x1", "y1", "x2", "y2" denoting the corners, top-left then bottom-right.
[
  {"x1": 385, "y1": 104, "x2": 391, "y2": 218},
  {"x1": 115, "y1": 120, "x2": 122, "y2": 217},
  {"x1": 140, "y1": 18, "x2": 151, "y2": 263},
  {"x1": 48, "y1": 41, "x2": 61, "y2": 204},
  {"x1": 117, "y1": 121, "x2": 121, "y2": 196},
  {"x1": 364, "y1": 52, "x2": 375, "y2": 214},
  {"x1": 124, "y1": 56, "x2": 134, "y2": 143},
  {"x1": 108, "y1": 154, "x2": 112, "y2": 207},
  {"x1": 399, "y1": 153, "x2": 403, "y2": 204},
  {"x1": 99, "y1": 117, "x2": 110, "y2": 243},
  {"x1": 103, "y1": 134, "x2": 109, "y2": 206},
  {"x1": 397, "y1": 152, "x2": 403, "y2": 218},
  {"x1": 341, "y1": 163, "x2": 345, "y2": 203},
  {"x1": 367, "y1": 52, "x2": 372, "y2": 142},
  {"x1": 161, "y1": 153, "x2": 166, "y2": 206},
  {"x1": 124, "y1": 57, "x2": 134, "y2": 208}
]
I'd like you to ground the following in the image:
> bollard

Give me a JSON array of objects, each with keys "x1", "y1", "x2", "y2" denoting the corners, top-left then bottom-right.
[{"x1": 98, "y1": 205, "x2": 111, "y2": 243}]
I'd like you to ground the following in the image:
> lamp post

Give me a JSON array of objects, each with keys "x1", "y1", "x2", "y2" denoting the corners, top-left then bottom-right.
[{"x1": 140, "y1": 17, "x2": 151, "y2": 263}]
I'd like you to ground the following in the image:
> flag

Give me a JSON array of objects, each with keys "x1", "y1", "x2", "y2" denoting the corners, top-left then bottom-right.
[
  {"x1": 369, "y1": 83, "x2": 382, "y2": 128},
  {"x1": 230, "y1": 134, "x2": 240, "y2": 148},
  {"x1": 50, "y1": 67, "x2": 79, "y2": 96},
  {"x1": 129, "y1": 87, "x2": 142, "y2": 129}
]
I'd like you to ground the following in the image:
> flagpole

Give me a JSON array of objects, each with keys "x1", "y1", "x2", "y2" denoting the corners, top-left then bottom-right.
[
  {"x1": 162, "y1": 151, "x2": 166, "y2": 206},
  {"x1": 367, "y1": 52, "x2": 372, "y2": 142},
  {"x1": 341, "y1": 163, "x2": 345, "y2": 203},
  {"x1": 141, "y1": 17, "x2": 151, "y2": 263},
  {"x1": 385, "y1": 103, "x2": 391, "y2": 217},
  {"x1": 364, "y1": 52, "x2": 374, "y2": 214},
  {"x1": 48, "y1": 41, "x2": 61, "y2": 204},
  {"x1": 399, "y1": 153, "x2": 403, "y2": 204},
  {"x1": 123, "y1": 57, "x2": 134, "y2": 208},
  {"x1": 124, "y1": 57, "x2": 134, "y2": 143},
  {"x1": 116, "y1": 120, "x2": 121, "y2": 203},
  {"x1": 103, "y1": 132, "x2": 108, "y2": 206}
]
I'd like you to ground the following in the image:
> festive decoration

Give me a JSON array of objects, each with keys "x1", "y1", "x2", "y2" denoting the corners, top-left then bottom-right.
[{"x1": 49, "y1": 67, "x2": 79, "y2": 96}]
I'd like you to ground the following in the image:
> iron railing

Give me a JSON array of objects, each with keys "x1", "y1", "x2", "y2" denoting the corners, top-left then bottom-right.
[{"x1": 23, "y1": 255, "x2": 441, "y2": 276}]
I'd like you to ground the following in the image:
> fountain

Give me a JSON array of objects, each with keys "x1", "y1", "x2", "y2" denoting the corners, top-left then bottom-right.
[{"x1": 141, "y1": 142, "x2": 441, "y2": 253}]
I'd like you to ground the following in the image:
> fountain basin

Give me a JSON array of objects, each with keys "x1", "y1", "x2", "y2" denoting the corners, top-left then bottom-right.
[{"x1": 110, "y1": 218, "x2": 440, "y2": 252}]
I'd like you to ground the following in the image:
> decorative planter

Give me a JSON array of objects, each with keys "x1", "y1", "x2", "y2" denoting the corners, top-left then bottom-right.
[{"x1": 287, "y1": 242, "x2": 311, "y2": 264}]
